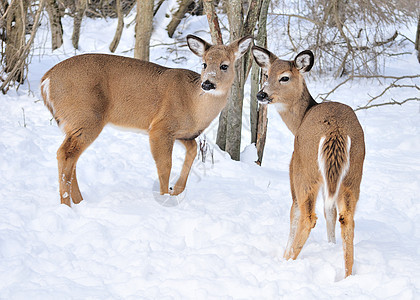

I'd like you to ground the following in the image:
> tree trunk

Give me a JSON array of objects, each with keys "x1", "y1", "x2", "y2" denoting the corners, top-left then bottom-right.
[
  {"x1": 216, "y1": 0, "x2": 262, "y2": 160},
  {"x1": 134, "y1": 0, "x2": 154, "y2": 61},
  {"x1": 1, "y1": 0, "x2": 43, "y2": 93},
  {"x1": 252, "y1": 0, "x2": 270, "y2": 165},
  {"x1": 4, "y1": 0, "x2": 28, "y2": 82},
  {"x1": 255, "y1": 104, "x2": 267, "y2": 165},
  {"x1": 415, "y1": 14, "x2": 420, "y2": 63},
  {"x1": 221, "y1": 0, "x2": 244, "y2": 160},
  {"x1": 203, "y1": 0, "x2": 223, "y2": 45},
  {"x1": 45, "y1": 0, "x2": 63, "y2": 50},
  {"x1": 72, "y1": 0, "x2": 86, "y2": 49},
  {"x1": 167, "y1": 0, "x2": 194, "y2": 38},
  {"x1": 202, "y1": 0, "x2": 225, "y2": 150},
  {"x1": 109, "y1": 0, "x2": 124, "y2": 52},
  {"x1": 250, "y1": 62, "x2": 259, "y2": 144},
  {"x1": 203, "y1": 0, "x2": 225, "y2": 149}
]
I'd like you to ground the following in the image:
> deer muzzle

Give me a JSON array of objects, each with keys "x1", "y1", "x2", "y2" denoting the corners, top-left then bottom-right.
[
  {"x1": 256, "y1": 91, "x2": 272, "y2": 104},
  {"x1": 201, "y1": 80, "x2": 216, "y2": 91}
]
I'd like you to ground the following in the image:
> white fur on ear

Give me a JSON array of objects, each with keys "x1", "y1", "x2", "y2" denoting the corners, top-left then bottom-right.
[
  {"x1": 234, "y1": 37, "x2": 253, "y2": 60},
  {"x1": 294, "y1": 50, "x2": 314, "y2": 73},
  {"x1": 187, "y1": 36, "x2": 206, "y2": 57},
  {"x1": 252, "y1": 48, "x2": 271, "y2": 70},
  {"x1": 295, "y1": 54, "x2": 310, "y2": 70}
]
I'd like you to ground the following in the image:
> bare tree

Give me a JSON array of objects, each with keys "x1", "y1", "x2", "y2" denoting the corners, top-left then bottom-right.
[
  {"x1": 215, "y1": 0, "x2": 262, "y2": 161},
  {"x1": 45, "y1": 0, "x2": 63, "y2": 50},
  {"x1": 203, "y1": 0, "x2": 223, "y2": 45},
  {"x1": 250, "y1": 0, "x2": 270, "y2": 165},
  {"x1": 1, "y1": 0, "x2": 44, "y2": 93},
  {"x1": 272, "y1": 0, "x2": 418, "y2": 77},
  {"x1": 134, "y1": 0, "x2": 153, "y2": 60},
  {"x1": 167, "y1": 0, "x2": 195, "y2": 38},
  {"x1": 109, "y1": 0, "x2": 124, "y2": 52},
  {"x1": 72, "y1": 0, "x2": 87, "y2": 49}
]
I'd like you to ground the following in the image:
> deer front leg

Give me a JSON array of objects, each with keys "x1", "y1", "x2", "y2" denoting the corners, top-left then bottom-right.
[
  {"x1": 171, "y1": 139, "x2": 197, "y2": 195},
  {"x1": 285, "y1": 153, "x2": 300, "y2": 255},
  {"x1": 149, "y1": 128, "x2": 174, "y2": 195}
]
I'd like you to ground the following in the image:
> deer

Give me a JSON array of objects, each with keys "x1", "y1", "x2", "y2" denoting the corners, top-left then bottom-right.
[
  {"x1": 40, "y1": 34, "x2": 253, "y2": 207},
  {"x1": 251, "y1": 46, "x2": 365, "y2": 278}
]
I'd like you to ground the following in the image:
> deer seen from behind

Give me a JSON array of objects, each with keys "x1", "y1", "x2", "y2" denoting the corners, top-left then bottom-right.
[
  {"x1": 41, "y1": 35, "x2": 253, "y2": 207},
  {"x1": 252, "y1": 46, "x2": 365, "y2": 278}
]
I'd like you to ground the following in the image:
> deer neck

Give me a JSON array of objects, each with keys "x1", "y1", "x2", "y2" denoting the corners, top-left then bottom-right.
[
  {"x1": 192, "y1": 86, "x2": 229, "y2": 130},
  {"x1": 278, "y1": 82, "x2": 317, "y2": 136}
]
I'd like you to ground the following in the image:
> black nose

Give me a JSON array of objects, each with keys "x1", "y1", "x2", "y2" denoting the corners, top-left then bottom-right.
[
  {"x1": 256, "y1": 91, "x2": 268, "y2": 101},
  {"x1": 202, "y1": 80, "x2": 216, "y2": 91}
]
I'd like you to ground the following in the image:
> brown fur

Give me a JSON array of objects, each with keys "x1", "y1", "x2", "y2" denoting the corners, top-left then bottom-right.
[
  {"x1": 321, "y1": 127, "x2": 348, "y2": 196},
  {"x1": 252, "y1": 46, "x2": 365, "y2": 278},
  {"x1": 41, "y1": 35, "x2": 253, "y2": 207}
]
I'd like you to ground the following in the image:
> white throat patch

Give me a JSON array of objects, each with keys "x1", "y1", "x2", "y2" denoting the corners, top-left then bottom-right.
[{"x1": 274, "y1": 102, "x2": 288, "y2": 112}]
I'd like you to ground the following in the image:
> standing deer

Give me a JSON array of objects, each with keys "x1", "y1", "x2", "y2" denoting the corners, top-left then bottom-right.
[
  {"x1": 41, "y1": 35, "x2": 253, "y2": 207},
  {"x1": 252, "y1": 46, "x2": 365, "y2": 277}
]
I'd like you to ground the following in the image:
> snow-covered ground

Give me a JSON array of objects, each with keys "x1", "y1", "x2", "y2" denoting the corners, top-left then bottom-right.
[{"x1": 0, "y1": 10, "x2": 419, "y2": 299}]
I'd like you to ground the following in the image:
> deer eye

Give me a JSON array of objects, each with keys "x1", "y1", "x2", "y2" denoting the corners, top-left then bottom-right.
[
  {"x1": 202, "y1": 63, "x2": 207, "y2": 69},
  {"x1": 279, "y1": 76, "x2": 290, "y2": 82},
  {"x1": 220, "y1": 64, "x2": 229, "y2": 71}
]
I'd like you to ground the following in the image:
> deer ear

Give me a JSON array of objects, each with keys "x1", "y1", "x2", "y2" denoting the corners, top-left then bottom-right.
[
  {"x1": 252, "y1": 46, "x2": 274, "y2": 71},
  {"x1": 230, "y1": 36, "x2": 254, "y2": 60},
  {"x1": 294, "y1": 50, "x2": 314, "y2": 73},
  {"x1": 187, "y1": 35, "x2": 212, "y2": 57}
]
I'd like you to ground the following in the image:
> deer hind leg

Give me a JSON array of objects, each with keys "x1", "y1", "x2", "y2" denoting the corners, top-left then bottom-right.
[
  {"x1": 149, "y1": 128, "x2": 174, "y2": 195},
  {"x1": 323, "y1": 191, "x2": 337, "y2": 243},
  {"x1": 337, "y1": 186, "x2": 357, "y2": 277},
  {"x1": 284, "y1": 185, "x2": 319, "y2": 260},
  {"x1": 57, "y1": 125, "x2": 103, "y2": 206},
  {"x1": 171, "y1": 139, "x2": 197, "y2": 196},
  {"x1": 70, "y1": 168, "x2": 83, "y2": 204}
]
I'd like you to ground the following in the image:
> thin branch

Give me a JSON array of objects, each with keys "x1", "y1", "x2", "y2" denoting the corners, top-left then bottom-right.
[
  {"x1": 270, "y1": 12, "x2": 322, "y2": 26},
  {"x1": 318, "y1": 74, "x2": 420, "y2": 102},
  {"x1": 354, "y1": 97, "x2": 420, "y2": 111}
]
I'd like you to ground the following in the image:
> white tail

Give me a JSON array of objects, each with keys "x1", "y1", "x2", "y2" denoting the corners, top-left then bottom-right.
[
  {"x1": 41, "y1": 35, "x2": 253, "y2": 207},
  {"x1": 252, "y1": 46, "x2": 365, "y2": 278}
]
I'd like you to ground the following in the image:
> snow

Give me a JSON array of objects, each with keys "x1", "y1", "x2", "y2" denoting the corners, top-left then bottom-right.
[{"x1": 0, "y1": 11, "x2": 419, "y2": 299}]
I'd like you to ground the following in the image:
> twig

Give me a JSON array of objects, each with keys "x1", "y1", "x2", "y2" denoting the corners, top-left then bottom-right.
[
  {"x1": 354, "y1": 97, "x2": 420, "y2": 111},
  {"x1": 317, "y1": 74, "x2": 420, "y2": 112},
  {"x1": 318, "y1": 74, "x2": 420, "y2": 102},
  {"x1": 269, "y1": 13, "x2": 322, "y2": 26}
]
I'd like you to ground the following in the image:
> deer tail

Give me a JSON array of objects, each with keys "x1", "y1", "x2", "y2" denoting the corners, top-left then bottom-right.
[{"x1": 317, "y1": 130, "x2": 351, "y2": 206}]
